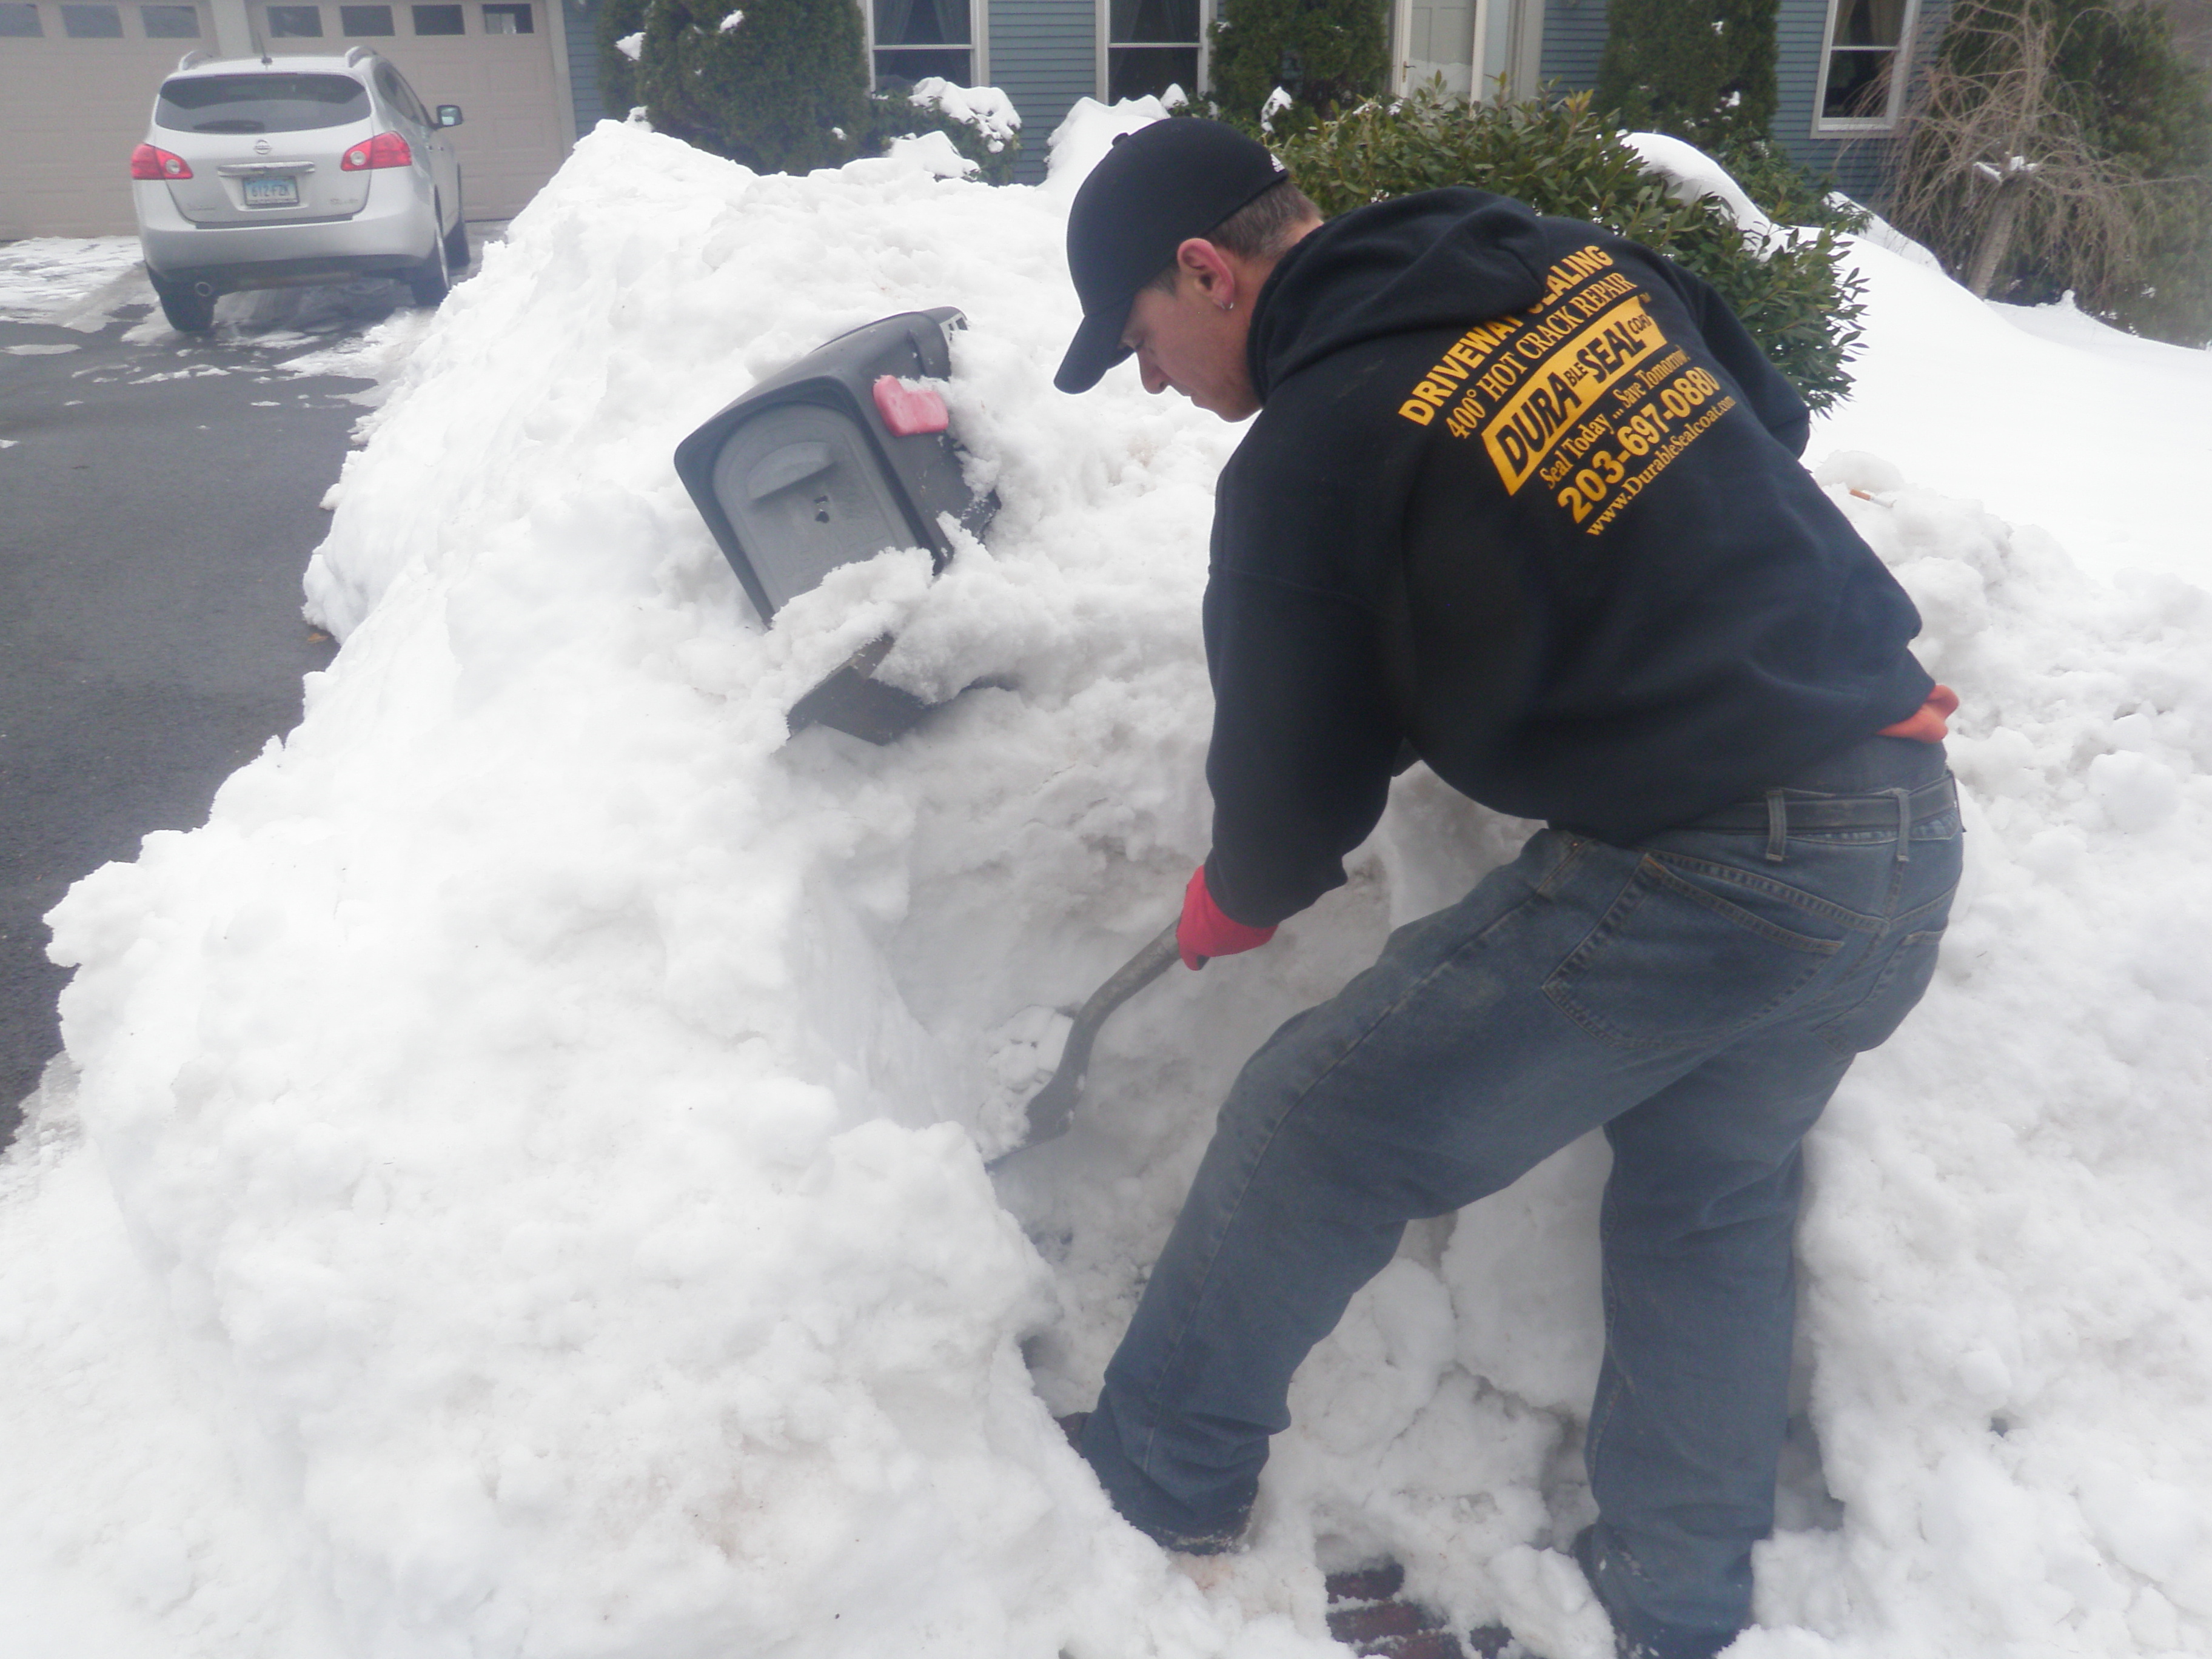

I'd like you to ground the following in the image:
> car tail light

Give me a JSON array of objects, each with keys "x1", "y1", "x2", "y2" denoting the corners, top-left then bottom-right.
[
  {"x1": 340, "y1": 131, "x2": 414, "y2": 171},
  {"x1": 130, "y1": 143, "x2": 192, "y2": 180}
]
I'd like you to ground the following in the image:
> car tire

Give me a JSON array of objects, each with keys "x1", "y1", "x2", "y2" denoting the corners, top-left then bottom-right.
[
  {"x1": 443, "y1": 180, "x2": 471, "y2": 274},
  {"x1": 153, "y1": 277, "x2": 216, "y2": 334},
  {"x1": 407, "y1": 207, "x2": 451, "y2": 309}
]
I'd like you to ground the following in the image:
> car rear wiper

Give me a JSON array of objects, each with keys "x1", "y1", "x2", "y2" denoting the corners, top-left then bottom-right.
[{"x1": 193, "y1": 119, "x2": 267, "y2": 132}]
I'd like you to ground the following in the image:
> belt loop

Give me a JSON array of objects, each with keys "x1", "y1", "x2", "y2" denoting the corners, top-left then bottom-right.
[
  {"x1": 1763, "y1": 789, "x2": 1788, "y2": 862},
  {"x1": 1889, "y1": 786, "x2": 1912, "y2": 863}
]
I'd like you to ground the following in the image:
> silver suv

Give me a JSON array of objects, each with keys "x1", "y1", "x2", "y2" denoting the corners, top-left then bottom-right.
[{"x1": 132, "y1": 49, "x2": 468, "y2": 333}]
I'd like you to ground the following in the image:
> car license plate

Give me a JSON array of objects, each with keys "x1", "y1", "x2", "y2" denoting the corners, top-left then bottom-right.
[{"x1": 243, "y1": 176, "x2": 299, "y2": 207}]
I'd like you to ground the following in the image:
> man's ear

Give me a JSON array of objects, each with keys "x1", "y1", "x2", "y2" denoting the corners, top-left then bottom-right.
[{"x1": 1174, "y1": 237, "x2": 1239, "y2": 308}]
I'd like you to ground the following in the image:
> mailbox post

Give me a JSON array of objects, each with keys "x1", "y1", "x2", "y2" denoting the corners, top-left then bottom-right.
[{"x1": 674, "y1": 307, "x2": 997, "y2": 743}]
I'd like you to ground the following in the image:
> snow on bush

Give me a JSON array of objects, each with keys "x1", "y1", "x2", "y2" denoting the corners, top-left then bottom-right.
[
  {"x1": 8, "y1": 111, "x2": 2212, "y2": 1659},
  {"x1": 906, "y1": 76, "x2": 1021, "y2": 153},
  {"x1": 1624, "y1": 129, "x2": 1779, "y2": 245}
]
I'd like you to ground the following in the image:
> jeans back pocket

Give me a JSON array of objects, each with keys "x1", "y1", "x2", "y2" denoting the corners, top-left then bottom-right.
[
  {"x1": 1543, "y1": 853, "x2": 1850, "y2": 1051},
  {"x1": 1816, "y1": 915, "x2": 1951, "y2": 1056}
]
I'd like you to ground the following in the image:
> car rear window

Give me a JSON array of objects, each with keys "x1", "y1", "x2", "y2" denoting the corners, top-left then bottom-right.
[{"x1": 155, "y1": 72, "x2": 370, "y2": 133}]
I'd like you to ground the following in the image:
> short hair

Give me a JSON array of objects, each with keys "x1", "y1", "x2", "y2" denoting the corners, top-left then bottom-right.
[{"x1": 1145, "y1": 177, "x2": 1322, "y2": 293}]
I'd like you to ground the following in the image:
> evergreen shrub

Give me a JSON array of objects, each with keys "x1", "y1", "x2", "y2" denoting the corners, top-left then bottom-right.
[
  {"x1": 1705, "y1": 135, "x2": 1866, "y2": 235},
  {"x1": 1594, "y1": 0, "x2": 1778, "y2": 150},
  {"x1": 635, "y1": 0, "x2": 869, "y2": 174},
  {"x1": 862, "y1": 80, "x2": 1022, "y2": 183},
  {"x1": 1272, "y1": 87, "x2": 1867, "y2": 411},
  {"x1": 1586, "y1": 0, "x2": 1859, "y2": 243},
  {"x1": 611, "y1": 0, "x2": 1021, "y2": 181},
  {"x1": 594, "y1": 0, "x2": 648, "y2": 118},
  {"x1": 1207, "y1": 0, "x2": 1389, "y2": 132}
]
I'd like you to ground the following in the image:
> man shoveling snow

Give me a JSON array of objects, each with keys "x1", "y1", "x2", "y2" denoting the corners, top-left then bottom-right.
[{"x1": 1050, "y1": 118, "x2": 1961, "y2": 1659}]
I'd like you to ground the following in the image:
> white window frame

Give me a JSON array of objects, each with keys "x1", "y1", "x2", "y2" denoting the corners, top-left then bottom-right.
[
  {"x1": 864, "y1": 0, "x2": 985, "y2": 91},
  {"x1": 1095, "y1": 0, "x2": 1210, "y2": 103},
  {"x1": 1811, "y1": 0, "x2": 1920, "y2": 135}
]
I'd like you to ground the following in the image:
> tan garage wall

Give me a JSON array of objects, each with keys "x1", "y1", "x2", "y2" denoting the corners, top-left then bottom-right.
[
  {"x1": 0, "y1": 2, "x2": 213, "y2": 238},
  {"x1": 249, "y1": 0, "x2": 569, "y2": 218},
  {"x1": 0, "y1": 0, "x2": 571, "y2": 239}
]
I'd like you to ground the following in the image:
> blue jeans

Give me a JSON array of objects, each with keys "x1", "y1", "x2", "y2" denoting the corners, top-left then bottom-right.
[{"x1": 1080, "y1": 737, "x2": 1961, "y2": 1654}]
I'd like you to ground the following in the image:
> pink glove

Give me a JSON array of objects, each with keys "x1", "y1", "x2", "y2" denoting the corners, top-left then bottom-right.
[{"x1": 1177, "y1": 865, "x2": 1276, "y2": 971}]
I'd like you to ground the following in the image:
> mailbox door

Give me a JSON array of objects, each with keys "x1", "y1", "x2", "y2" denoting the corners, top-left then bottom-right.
[{"x1": 710, "y1": 401, "x2": 917, "y2": 615}]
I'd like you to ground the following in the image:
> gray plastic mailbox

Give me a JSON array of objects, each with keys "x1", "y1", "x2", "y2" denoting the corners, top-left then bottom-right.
[{"x1": 674, "y1": 306, "x2": 996, "y2": 743}]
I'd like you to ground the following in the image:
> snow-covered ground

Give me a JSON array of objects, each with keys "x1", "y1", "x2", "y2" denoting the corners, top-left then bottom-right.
[
  {"x1": 0, "y1": 229, "x2": 498, "y2": 392},
  {"x1": 5, "y1": 106, "x2": 2211, "y2": 1659},
  {"x1": 0, "y1": 235, "x2": 146, "y2": 325}
]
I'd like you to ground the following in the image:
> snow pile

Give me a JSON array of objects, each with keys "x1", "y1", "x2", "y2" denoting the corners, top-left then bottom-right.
[
  {"x1": 31, "y1": 111, "x2": 1323, "y2": 1659},
  {"x1": 1044, "y1": 93, "x2": 1187, "y2": 198},
  {"x1": 1763, "y1": 453, "x2": 2212, "y2": 1653},
  {"x1": 8, "y1": 111, "x2": 2212, "y2": 1659},
  {"x1": 1819, "y1": 251, "x2": 2212, "y2": 588}
]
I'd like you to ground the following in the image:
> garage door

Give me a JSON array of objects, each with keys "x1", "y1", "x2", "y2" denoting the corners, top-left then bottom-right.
[
  {"x1": 0, "y1": 0, "x2": 568, "y2": 239},
  {"x1": 0, "y1": 1, "x2": 215, "y2": 237},
  {"x1": 249, "y1": 1, "x2": 567, "y2": 218}
]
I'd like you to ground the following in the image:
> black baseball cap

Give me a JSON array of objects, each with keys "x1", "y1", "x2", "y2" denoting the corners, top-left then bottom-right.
[{"x1": 1054, "y1": 118, "x2": 1290, "y2": 394}]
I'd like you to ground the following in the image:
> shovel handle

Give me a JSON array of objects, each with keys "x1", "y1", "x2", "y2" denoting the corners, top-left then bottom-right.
[{"x1": 1003, "y1": 919, "x2": 1181, "y2": 1156}]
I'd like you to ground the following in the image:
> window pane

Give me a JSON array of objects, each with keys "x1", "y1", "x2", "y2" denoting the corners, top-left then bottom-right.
[
  {"x1": 481, "y1": 1, "x2": 528, "y2": 29},
  {"x1": 874, "y1": 44, "x2": 968, "y2": 85},
  {"x1": 1108, "y1": 44, "x2": 1197, "y2": 99},
  {"x1": 1835, "y1": 0, "x2": 1905, "y2": 49},
  {"x1": 156, "y1": 70, "x2": 369, "y2": 130},
  {"x1": 339, "y1": 2, "x2": 391, "y2": 28},
  {"x1": 61, "y1": 2, "x2": 122, "y2": 33},
  {"x1": 395, "y1": 72, "x2": 431, "y2": 121},
  {"x1": 0, "y1": 2, "x2": 42, "y2": 32},
  {"x1": 1822, "y1": 45, "x2": 1894, "y2": 118},
  {"x1": 873, "y1": 0, "x2": 965, "y2": 47},
  {"x1": 411, "y1": 2, "x2": 461, "y2": 30},
  {"x1": 266, "y1": 2, "x2": 320, "y2": 32},
  {"x1": 141, "y1": 2, "x2": 198, "y2": 32},
  {"x1": 1110, "y1": 0, "x2": 1195, "y2": 44},
  {"x1": 372, "y1": 59, "x2": 427, "y2": 122}
]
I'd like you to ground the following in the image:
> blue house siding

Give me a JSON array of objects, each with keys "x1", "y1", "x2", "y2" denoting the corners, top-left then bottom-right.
[
  {"x1": 1533, "y1": 0, "x2": 1949, "y2": 206},
  {"x1": 1774, "y1": 0, "x2": 1950, "y2": 202},
  {"x1": 1539, "y1": 0, "x2": 1607, "y2": 90},
  {"x1": 991, "y1": 0, "x2": 1096, "y2": 181},
  {"x1": 1771, "y1": 0, "x2": 1829, "y2": 172},
  {"x1": 565, "y1": 0, "x2": 611, "y2": 135}
]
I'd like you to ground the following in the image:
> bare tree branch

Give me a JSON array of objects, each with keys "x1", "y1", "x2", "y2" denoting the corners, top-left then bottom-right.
[{"x1": 1888, "y1": 0, "x2": 2147, "y2": 302}]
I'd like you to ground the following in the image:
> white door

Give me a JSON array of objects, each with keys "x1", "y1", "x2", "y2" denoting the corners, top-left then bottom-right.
[
  {"x1": 1396, "y1": 0, "x2": 1473, "y2": 97},
  {"x1": 1392, "y1": 0, "x2": 1541, "y2": 103}
]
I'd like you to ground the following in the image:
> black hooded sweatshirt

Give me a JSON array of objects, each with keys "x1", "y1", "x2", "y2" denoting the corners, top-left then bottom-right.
[{"x1": 1200, "y1": 188, "x2": 1934, "y2": 928}]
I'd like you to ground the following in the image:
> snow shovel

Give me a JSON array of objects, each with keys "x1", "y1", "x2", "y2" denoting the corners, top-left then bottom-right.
[{"x1": 991, "y1": 920, "x2": 1182, "y2": 1164}]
